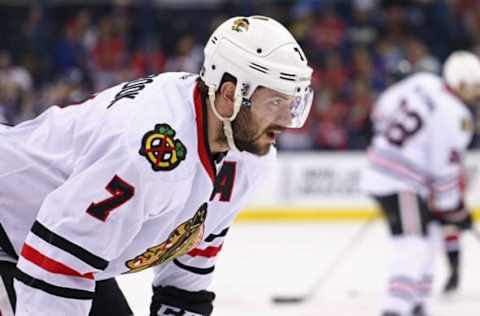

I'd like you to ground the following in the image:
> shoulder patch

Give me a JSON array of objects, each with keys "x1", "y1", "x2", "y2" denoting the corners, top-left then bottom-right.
[
  {"x1": 139, "y1": 123, "x2": 187, "y2": 171},
  {"x1": 461, "y1": 117, "x2": 473, "y2": 133}
]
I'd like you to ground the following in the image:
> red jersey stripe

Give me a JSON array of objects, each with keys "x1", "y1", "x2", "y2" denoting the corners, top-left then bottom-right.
[
  {"x1": 193, "y1": 82, "x2": 216, "y2": 183},
  {"x1": 21, "y1": 244, "x2": 94, "y2": 280},
  {"x1": 188, "y1": 244, "x2": 223, "y2": 258}
]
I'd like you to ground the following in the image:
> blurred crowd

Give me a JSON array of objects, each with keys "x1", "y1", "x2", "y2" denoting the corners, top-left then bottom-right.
[{"x1": 1, "y1": 0, "x2": 480, "y2": 150}]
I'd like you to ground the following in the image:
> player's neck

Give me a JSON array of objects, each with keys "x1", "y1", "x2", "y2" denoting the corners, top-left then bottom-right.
[{"x1": 206, "y1": 98, "x2": 230, "y2": 154}]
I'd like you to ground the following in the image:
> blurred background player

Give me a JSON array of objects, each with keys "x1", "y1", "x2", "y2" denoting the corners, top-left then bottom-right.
[
  {"x1": 387, "y1": 58, "x2": 469, "y2": 296},
  {"x1": 363, "y1": 51, "x2": 480, "y2": 316}
]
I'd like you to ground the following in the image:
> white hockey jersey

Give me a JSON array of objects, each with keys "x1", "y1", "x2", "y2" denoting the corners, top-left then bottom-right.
[
  {"x1": 0, "y1": 73, "x2": 275, "y2": 315},
  {"x1": 363, "y1": 73, "x2": 474, "y2": 211}
]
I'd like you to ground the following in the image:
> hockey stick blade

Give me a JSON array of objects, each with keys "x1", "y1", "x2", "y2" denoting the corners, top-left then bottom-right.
[{"x1": 271, "y1": 295, "x2": 307, "y2": 304}]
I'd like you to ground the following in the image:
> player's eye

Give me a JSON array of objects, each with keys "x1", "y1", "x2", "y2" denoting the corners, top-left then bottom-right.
[{"x1": 272, "y1": 99, "x2": 282, "y2": 106}]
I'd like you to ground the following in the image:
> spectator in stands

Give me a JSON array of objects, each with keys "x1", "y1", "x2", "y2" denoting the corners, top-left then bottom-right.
[
  {"x1": 74, "y1": 9, "x2": 97, "y2": 52},
  {"x1": 347, "y1": 0, "x2": 378, "y2": 48},
  {"x1": 307, "y1": 6, "x2": 346, "y2": 54},
  {"x1": 91, "y1": 15, "x2": 128, "y2": 91},
  {"x1": 346, "y1": 79, "x2": 374, "y2": 149},
  {"x1": 164, "y1": 34, "x2": 203, "y2": 73},
  {"x1": 52, "y1": 20, "x2": 88, "y2": 76},
  {"x1": 0, "y1": 50, "x2": 34, "y2": 124},
  {"x1": 350, "y1": 46, "x2": 386, "y2": 93},
  {"x1": 38, "y1": 68, "x2": 89, "y2": 112},
  {"x1": 405, "y1": 37, "x2": 441, "y2": 74},
  {"x1": 130, "y1": 39, "x2": 166, "y2": 78},
  {"x1": 20, "y1": 4, "x2": 52, "y2": 84},
  {"x1": 321, "y1": 53, "x2": 349, "y2": 94},
  {"x1": 312, "y1": 99, "x2": 349, "y2": 150},
  {"x1": 0, "y1": 1, "x2": 478, "y2": 148}
]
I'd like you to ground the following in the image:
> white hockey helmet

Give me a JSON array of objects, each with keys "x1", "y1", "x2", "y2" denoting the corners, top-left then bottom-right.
[
  {"x1": 200, "y1": 16, "x2": 313, "y2": 150},
  {"x1": 443, "y1": 51, "x2": 480, "y2": 89}
]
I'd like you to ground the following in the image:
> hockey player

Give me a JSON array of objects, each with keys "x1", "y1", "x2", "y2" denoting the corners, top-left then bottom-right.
[
  {"x1": 0, "y1": 16, "x2": 313, "y2": 316},
  {"x1": 387, "y1": 58, "x2": 468, "y2": 296},
  {"x1": 363, "y1": 51, "x2": 480, "y2": 316}
]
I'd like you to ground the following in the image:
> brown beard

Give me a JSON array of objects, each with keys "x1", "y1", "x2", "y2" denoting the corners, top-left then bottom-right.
[{"x1": 231, "y1": 107, "x2": 272, "y2": 156}]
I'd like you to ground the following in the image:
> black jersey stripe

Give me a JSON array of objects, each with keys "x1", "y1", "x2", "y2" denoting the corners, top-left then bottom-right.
[
  {"x1": 204, "y1": 227, "x2": 229, "y2": 243},
  {"x1": 0, "y1": 223, "x2": 18, "y2": 260},
  {"x1": 173, "y1": 259, "x2": 214, "y2": 275},
  {"x1": 15, "y1": 269, "x2": 94, "y2": 300},
  {"x1": 31, "y1": 221, "x2": 108, "y2": 270}
]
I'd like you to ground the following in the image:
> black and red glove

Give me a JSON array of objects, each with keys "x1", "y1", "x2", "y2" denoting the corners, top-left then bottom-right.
[
  {"x1": 150, "y1": 285, "x2": 215, "y2": 316},
  {"x1": 433, "y1": 203, "x2": 472, "y2": 231}
]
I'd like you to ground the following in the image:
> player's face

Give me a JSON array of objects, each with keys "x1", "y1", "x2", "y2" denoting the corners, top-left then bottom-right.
[
  {"x1": 232, "y1": 87, "x2": 294, "y2": 155},
  {"x1": 460, "y1": 83, "x2": 480, "y2": 103}
]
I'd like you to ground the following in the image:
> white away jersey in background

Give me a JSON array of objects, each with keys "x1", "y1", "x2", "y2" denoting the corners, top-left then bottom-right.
[
  {"x1": 0, "y1": 72, "x2": 275, "y2": 315},
  {"x1": 363, "y1": 73, "x2": 474, "y2": 211}
]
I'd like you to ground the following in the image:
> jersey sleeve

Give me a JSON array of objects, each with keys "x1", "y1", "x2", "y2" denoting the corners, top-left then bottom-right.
[
  {"x1": 13, "y1": 121, "x2": 184, "y2": 316},
  {"x1": 429, "y1": 108, "x2": 474, "y2": 211}
]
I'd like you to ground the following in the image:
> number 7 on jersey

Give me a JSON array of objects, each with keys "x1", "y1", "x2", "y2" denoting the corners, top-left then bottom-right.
[{"x1": 86, "y1": 175, "x2": 135, "y2": 221}]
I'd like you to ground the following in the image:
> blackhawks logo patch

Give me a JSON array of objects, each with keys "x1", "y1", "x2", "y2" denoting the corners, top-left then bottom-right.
[
  {"x1": 461, "y1": 117, "x2": 473, "y2": 133},
  {"x1": 125, "y1": 203, "x2": 208, "y2": 273},
  {"x1": 139, "y1": 124, "x2": 187, "y2": 171},
  {"x1": 231, "y1": 17, "x2": 249, "y2": 32}
]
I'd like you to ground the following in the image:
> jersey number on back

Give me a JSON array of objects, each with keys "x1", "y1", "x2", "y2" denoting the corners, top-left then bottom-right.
[
  {"x1": 385, "y1": 99, "x2": 423, "y2": 146},
  {"x1": 86, "y1": 175, "x2": 135, "y2": 221}
]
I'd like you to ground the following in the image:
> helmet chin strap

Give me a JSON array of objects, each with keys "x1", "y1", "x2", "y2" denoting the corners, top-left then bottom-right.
[{"x1": 208, "y1": 86, "x2": 242, "y2": 152}]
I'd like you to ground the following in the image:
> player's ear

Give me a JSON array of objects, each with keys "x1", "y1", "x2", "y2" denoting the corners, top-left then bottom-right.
[{"x1": 216, "y1": 81, "x2": 236, "y2": 116}]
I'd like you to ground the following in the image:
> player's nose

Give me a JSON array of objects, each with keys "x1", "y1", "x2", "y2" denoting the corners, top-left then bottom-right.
[{"x1": 276, "y1": 106, "x2": 293, "y2": 127}]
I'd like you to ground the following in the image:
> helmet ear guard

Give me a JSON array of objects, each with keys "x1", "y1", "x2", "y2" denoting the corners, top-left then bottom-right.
[{"x1": 200, "y1": 16, "x2": 314, "y2": 151}]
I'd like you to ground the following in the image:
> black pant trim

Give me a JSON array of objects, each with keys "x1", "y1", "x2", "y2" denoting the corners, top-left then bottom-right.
[{"x1": 0, "y1": 261, "x2": 17, "y2": 312}]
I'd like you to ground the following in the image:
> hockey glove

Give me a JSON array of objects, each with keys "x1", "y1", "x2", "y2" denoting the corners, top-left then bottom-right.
[
  {"x1": 150, "y1": 285, "x2": 215, "y2": 316},
  {"x1": 434, "y1": 204, "x2": 472, "y2": 231}
]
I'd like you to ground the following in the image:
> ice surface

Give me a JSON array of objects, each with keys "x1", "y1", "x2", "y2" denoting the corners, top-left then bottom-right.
[{"x1": 118, "y1": 222, "x2": 480, "y2": 315}]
